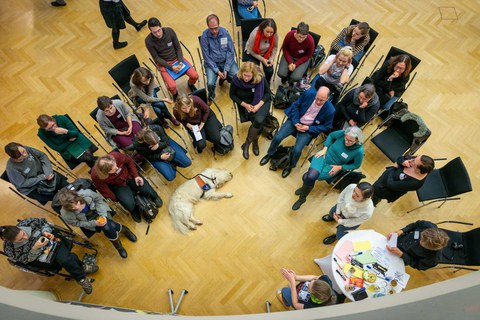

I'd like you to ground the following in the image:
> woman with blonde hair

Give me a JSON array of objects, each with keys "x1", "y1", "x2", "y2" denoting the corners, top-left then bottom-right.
[
  {"x1": 173, "y1": 94, "x2": 222, "y2": 154},
  {"x1": 277, "y1": 268, "x2": 338, "y2": 309},
  {"x1": 313, "y1": 46, "x2": 354, "y2": 104},
  {"x1": 230, "y1": 62, "x2": 271, "y2": 159},
  {"x1": 133, "y1": 125, "x2": 191, "y2": 181}
]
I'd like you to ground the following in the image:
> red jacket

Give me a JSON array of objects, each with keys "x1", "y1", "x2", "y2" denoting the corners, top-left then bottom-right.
[{"x1": 91, "y1": 152, "x2": 138, "y2": 202}]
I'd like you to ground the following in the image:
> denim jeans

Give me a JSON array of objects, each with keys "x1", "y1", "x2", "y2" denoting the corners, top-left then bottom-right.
[
  {"x1": 150, "y1": 139, "x2": 191, "y2": 181},
  {"x1": 280, "y1": 275, "x2": 333, "y2": 307},
  {"x1": 267, "y1": 119, "x2": 314, "y2": 167},
  {"x1": 205, "y1": 62, "x2": 238, "y2": 100},
  {"x1": 136, "y1": 90, "x2": 173, "y2": 120},
  {"x1": 328, "y1": 205, "x2": 360, "y2": 239}
]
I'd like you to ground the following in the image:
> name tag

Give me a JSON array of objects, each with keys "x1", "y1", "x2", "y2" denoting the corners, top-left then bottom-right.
[
  {"x1": 24, "y1": 167, "x2": 31, "y2": 174},
  {"x1": 264, "y1": 41, "x2": 270, "y2": 48},
  {"x1": 341, "y1": 152, "x2": 348, "y2": 159},
  {"x1": 252, "y1": 88, "x2": 255, "y2": 93},
  {"x1": 414, "y1": 231, "x2": 420, "y2": 239},
  {"x1": 167, "y1": 42, "x2": 173, "y2": 47},
  {"x1": 298, "y1": 49, "x2": 304, "y2": 54},
  {"x1": 117, "y1": 114, "x2": 122, "y2": 118},
  {"x1": 220, "y1": 37, "x2": 228, "y2": 45},
  {"x1": 399, "y1": 173, "x2": 406, "y2": 180}
]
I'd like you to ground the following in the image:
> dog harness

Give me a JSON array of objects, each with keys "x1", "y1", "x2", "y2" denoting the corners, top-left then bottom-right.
[{"x1": 195, "y1": 176, "x2": 211, "y2": 198}]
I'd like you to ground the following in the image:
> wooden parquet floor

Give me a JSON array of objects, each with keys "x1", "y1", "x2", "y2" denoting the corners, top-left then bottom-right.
[{"x1": 0, "y1": 0, "x2": 479, "y2": 316}]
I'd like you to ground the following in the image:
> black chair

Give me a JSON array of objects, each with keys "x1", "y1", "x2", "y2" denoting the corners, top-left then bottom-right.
[
  {"x1": 238, "y1": 18, "x2": 266, "y2": 61},
  {"x1": 371, "y1": 114, "x2": 430, "y2": 162},
  {"x1": 108, "y1": 54, "x2": 140, "y2": 95},
  {"x1": 407, "y1": 157, "x2": 472, "y2": 213},
  {"x1": 229, "y1": 0, "x2": 265, "y2": 28},
  {"x1": 435, "y1": 221, "x2": 480, "y2": 271},
  {"x1": 350, "y1": 19, "x2": 378, "y2": 67}
]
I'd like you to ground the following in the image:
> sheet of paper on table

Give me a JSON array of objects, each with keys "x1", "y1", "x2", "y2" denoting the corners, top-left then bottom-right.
[
  {"x1": 372, "y1": 246, "x2": 391, "y2": 268},
  {"x1": 343, "y1": 263, "x2": 364, "y2": 278},
  {"x1": 393, "y1": 270, "x2": 410, "y2": 288},
  {"x1": 335, "y1": 240, "x2": 353, "y2": 263},
  {"x1": 353, "y1": 241, "x2": 372, "y2": 252},
  {"x1": 354, "y1": 251, "x2": 377, "y2": 265}
]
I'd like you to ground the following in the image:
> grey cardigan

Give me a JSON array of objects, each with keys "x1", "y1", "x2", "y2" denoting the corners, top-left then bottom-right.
[
  {"x1": 60, "y1": 189, "x2": 112, "y2": 231},
  {"x1": 95, "y1": 99, "x2": 141, "y2": 147}
]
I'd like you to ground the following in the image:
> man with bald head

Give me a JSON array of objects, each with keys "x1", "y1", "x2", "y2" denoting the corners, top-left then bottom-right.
[{"x1": 260, "y1": 86, "x2": 335, "y2": 178}]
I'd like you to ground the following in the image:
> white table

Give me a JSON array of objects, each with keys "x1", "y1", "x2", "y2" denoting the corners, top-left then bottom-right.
[{"x1": 331, "y1": 230, "x2": 407, "y2": 301}]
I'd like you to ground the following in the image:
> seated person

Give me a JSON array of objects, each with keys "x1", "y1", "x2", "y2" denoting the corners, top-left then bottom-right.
[
  {"x1": 237, "y1": 0, "x2": 260, "y2": 19},
  {"x1": 134, "y1": 125, "x2": 191, "y2": 181},
  {"x1": 259, "y1": 86, "x2": 334, "y2": 178},
  {"x1": 312, "y1": 46, "x2": 354, "y2": 105},
  {"x1": 332, "y1": 83, "x2": 380, "y2": 130},
  {"x1": 5, "y1": 143, "x2": 68, "y2": 204},
  {"x1": 277, "y1": 268, "x2": 337, "y2": 309},
  {"x1": 37, "y1": 114, "x2": 97, "y2": 168},
  {"x1": 277, "y1": 22, "x2": 315, "y2": 84},
  {"x1": 322, "y1": 182, "x2": 375, "y2": 245},
  {"x1": 96, "y1": 96, "x2": 142, "y2": 150},
  {"x1": 369, "y1": 54, "x2": 412, "y2": 110},
  {"x1": 330, "y1": 22, "x2": 370, "y2": 62},
  {"x1": 91, "y1": 152, "x2": 163, "y2": 223},
  {"x1": 145, "y1": 17, "x2": 198, "y2": 99},
  {"x1": 200, "y1": 14, "x2": 238, "y2": 102},
  {"x1": 230, "y1": 62, "x2": 272, "y2": 160},
  {"x1": 244, "y1": 18, "x2": 278, "y2": 85},
  {"x1": 173, "y1": 94, "x2": 223, "y2": 154},
  {"x1": 129, "y1": 67, "x2": 179, "y2": 126},
  {"x1": 292, "y1": 126, "x2": 364, "y2": 210},
  {"x1": 1, "y1": 217, "x2": 97, "y2": 294},
  {"x1": 386, "y1": 220, "x2": 449, "y2": 270},
  {"x1": 372, "y1": 155, "x2": 434, "y2": 206},
  {"x1": 56, "y1": 188, "x2": 137, "y2": 259}
]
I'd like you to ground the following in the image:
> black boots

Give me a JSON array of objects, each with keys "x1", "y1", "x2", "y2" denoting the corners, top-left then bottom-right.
[
  {"x1": 111, "y1": 225, "x2": 138, "y2": 259},
  {"x1": 111, "y1": 239, "x2": 127, "y2": 259},
  {"x1": 135, "y1": 20, "x2": 147, "y2": 32},
  {"x1": 292, "y1": 184, "x2": 314, "y2": 210},
  {"x1": 113, "y1": 41, "x2": 128, "y2": 50},
  {"x1": 242, "y1": 126, "x2": 260, "y2": 160}
]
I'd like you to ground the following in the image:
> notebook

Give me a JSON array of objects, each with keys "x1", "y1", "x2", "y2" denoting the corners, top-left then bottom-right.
[
  {"x1": 166, "y1": 60, "x2": 190, "y2": 80},
  {"x1": 335, "y1": 240, "x2": 353, "y2": 263}
]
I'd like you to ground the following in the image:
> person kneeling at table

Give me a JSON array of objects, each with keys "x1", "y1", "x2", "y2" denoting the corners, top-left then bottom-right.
[
  {"x1": 322, "y1": 182, "x2": 375, "y2": 245},
  {"x1": 277, "y1": 268, "x2": 338, "y2": 309},
  {"x1": 57, "y1": 188, "x2": 137, "y2": 259},
  {"x1": 386, "y1": 220, "x2": 449, "y2": 271}
]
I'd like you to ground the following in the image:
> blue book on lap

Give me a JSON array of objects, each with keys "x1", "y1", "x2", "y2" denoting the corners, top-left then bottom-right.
[{"x1": 166, "y1": 60, "x2": 190, "y2": 80}]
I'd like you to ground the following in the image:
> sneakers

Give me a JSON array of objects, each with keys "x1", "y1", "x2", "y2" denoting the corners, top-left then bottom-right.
[
  {"x1": 135, "y1": 20, "x2": 147, "y2": 32},
  {"x1": 78, "y1": 278, "x2": 93, "y2": 294},
  {"x1": 276, "y1": 290, "x2": 288, "y2": 309},
  {"x1": 83, "y1": 264, "x2": 99, "y2": 275}
]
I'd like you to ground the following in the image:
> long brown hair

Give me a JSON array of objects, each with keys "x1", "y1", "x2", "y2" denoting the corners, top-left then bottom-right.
[
  {"x1": 131, "y1": 67, "x2": 153, "y2": 87},
  {"x1": 135, "y1": 127, "x2": 160, "y2": 146},
  {"x1": 345, "y1": 22, "x2": 369, "y2": 43},
  {"x1": 387, "y1": 54, "x2": 412, "y2": 78}
]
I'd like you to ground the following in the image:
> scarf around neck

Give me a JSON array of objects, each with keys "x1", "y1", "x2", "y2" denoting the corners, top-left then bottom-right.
[
  {"x1": 232, "y1": 75, "x2": 265, "y2": 106},
  {"x1": 252, "y1": 28, "x2": 275, "y2": 59}
]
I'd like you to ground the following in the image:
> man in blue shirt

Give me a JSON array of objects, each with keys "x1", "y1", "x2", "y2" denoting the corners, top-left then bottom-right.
[
  {"x1": 200, "y1": 14, "x2": 238, "y2": 101},
  {"x1": 259, "y1": 86, "x2": 335, "y2": 178}
]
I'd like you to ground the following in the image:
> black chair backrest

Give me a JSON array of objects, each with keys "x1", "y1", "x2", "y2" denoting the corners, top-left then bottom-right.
[
  {"x1": 465, "y1": 227, "x2": 480, "y2": 265},
  {"x1": 90, "y1": 95, "x2": 120, "y2": 121},
  {"x1": 350, "y1": 19, "x2": 378, "y2": 55},
  {"x1": 385, "y1": 47, "x2": 421, "y2": 72},
  {"x1": 230, "y1": 0, "x2": 243, "y2": 27},
  {"x1": 1, "y1": 170, "x2": 10, "y2": 183},
  {"x1": 438, "y1": 228, "x2": 466, "y2": 265},
  {"x1": 289, "y1": 27, "x2": 321, "y2": 48},
  {"x1": 240, "y1": 18, "x2": 266, "y2": 44},
  {"x1": 190, "y1": 88, "x2": 209, "y2": 104},
  {"x1": 108, "y1": 55, "x2": 140, "y2": 95},
  {"x1": 391, "y1": 118, "x2": 418, "y2": 142},
  {"x1": 63, "y1": 114, "x2": 82, "y2": 132},
  {"x1": 439, "y1": 157, "x2": 472, "y2": 197}
]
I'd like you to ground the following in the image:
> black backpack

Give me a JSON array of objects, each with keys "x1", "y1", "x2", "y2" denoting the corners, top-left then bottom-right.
[
  {"x1": 273, "y1": 86, "x2": 288, "y2": 110},
  {"x1": 310, "y1": 44, "x2": 326, "y2": 69},
  {"x1": 214, "y1": 124, "x2": 234, "y2": 155},
  {"x1": 262, "y1": 115, "x2": 279, "y2": 140},
  {"x1": 134, "y1": 194, "x2": 159, "y2": 223},
  {"x1": 269, "y1": 146, "x2": 293, "y2": 171},
  {"x1": 273, "y1": 84, "x2": 309, "y2": 110}
]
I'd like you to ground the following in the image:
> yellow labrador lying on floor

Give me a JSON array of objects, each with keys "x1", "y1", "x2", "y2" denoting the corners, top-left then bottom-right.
[{"x1": 168, "y1": 168, "x2": 233, "y2": 234}]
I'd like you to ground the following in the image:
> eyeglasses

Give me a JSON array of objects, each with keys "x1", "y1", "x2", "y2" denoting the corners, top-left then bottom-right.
[{"x1": 345, "y1": 137, "x2": 356, "y2": 144}]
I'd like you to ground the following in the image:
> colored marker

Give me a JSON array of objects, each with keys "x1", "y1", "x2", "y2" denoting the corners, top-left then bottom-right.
[
  {"x1": 336, "y1": 269, "x2": 347, "y2": 281},
  {"x1": 333, "y1": 257, "x2": 344, "y2": 269}
]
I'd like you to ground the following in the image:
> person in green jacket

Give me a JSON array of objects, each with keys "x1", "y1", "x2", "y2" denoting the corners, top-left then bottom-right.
[
  {"x1": 292, "y1": 126, "x2": 364, "y2": 210},
  {"x1": 37, "y1": 114, "x2": 96, "y2": 168}
]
